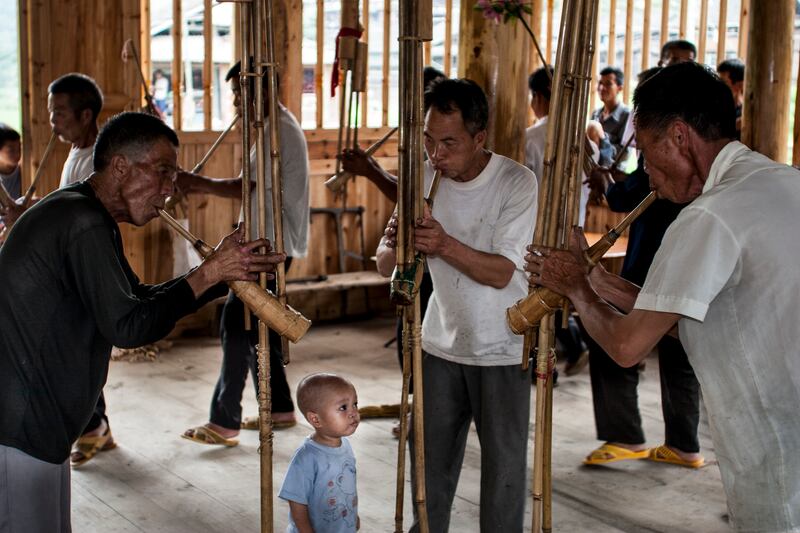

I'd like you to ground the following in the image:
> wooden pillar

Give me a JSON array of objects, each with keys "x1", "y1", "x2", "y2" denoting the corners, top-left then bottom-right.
[
  {"x1": 457, "y1": 0, "x2": 530, "y2": 162},
  {"x1": 741, "y1": 0, "x2": 793, "y2": 162},
  {"x1": 276, "y1": 0, "x2": 303, "y2": 121}
]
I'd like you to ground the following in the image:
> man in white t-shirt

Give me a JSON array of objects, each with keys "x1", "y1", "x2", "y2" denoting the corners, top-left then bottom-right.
[
  {"x1": 178, "y1": 61, "x2": 309, "y2": 446},
  {"x1": 526, "y1": 62, "x2": 800, "y2": 532},
  {"x1": 47, "y1": 73, "x2": 115, "y2": 467},
  {"x1": 48, "y1": 73, "x2": 103, "y2": 188},
  {"x1": 377, "y1": 78, "x2": 537, "y2": 532}
]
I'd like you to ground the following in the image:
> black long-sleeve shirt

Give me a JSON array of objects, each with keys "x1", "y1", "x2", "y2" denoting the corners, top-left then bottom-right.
[
  {"x1": 0, "y1": 182, "x2": 224, "y2": 463},
  {"x1": 605, "y1": 157, "x2": 686, "y2": 286}
]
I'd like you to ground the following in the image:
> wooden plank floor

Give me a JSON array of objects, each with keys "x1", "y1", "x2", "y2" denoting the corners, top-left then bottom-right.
[{"x1": 72, "y1": 317, "x2": 729, "y2": 532}]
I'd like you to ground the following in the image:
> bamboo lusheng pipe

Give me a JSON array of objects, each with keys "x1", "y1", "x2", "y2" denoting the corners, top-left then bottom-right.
[
  {"x1": 394, "y1": 2, "x2": 431, "y2": 532},
  {"x1": 21, "y1": 132, "x2": 57, "y2": 208},
  {"x1": 325, "y1": 127, "x2": 398, "y2": 193},
  {"x1": 122, "y1": 39, "x2": 161, "y2": 117},
  {"x1": 389, "y1": 170, "x2": 441, "y2": 306},
  {"x1": 508, "y1": 190, "x2": 655, "y2": 336},
  {"x1": 158, "y1": 209, "x2": 311, "y2": 343}
]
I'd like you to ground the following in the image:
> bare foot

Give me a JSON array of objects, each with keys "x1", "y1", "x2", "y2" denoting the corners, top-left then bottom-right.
[
  {"x1": 667, "y1": 445, "x2": 703, "y2": 463},
  {"x1": 203, "y1": 422, "x2": 239, "y2": 439}
]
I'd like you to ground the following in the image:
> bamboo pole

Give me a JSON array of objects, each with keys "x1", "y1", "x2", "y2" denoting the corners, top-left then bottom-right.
[
  {"x1": 382, "y1": 0, "x2": 390, "y2": 126},
  {"x1": 546, "y1": 0, "x2": 554, "y2": 62},
  {"x1": 716, "y1": 0, "x2": 727, "y2": 63},
  {"x1": 608, "y1": 0, "x2": 616, "y2": 66},
  {"x1": 444, "y1": 0, "x2": 453, "y2": 76},
  {"x1": 792, "y1": 50, "x2": 800, "y2": 166},
  {"x1": 698, "y1": 0, "x2": 708, "y2": 64},
  {"x1": 21, "y1": 132, "x2": 56, "y2": 207},
  {"x1": 361, "y1": 0, "x2": 369, "y2": 127},
  {"x1": 642, "y1": 0, "x2": 652, "y2": 71},
  {"x1": 203, "y1": 0, "x2": 212, "y2": 131},
  {"x1": 660, "y1": 0, "x2": 670, "y2": 49},
  {"x1": 316, "y1": 0, "x2": 324, "y2": 128},
  {"x1": 679, "y1": 0, "x2": 687, "y2": 38},
  {"x1": 172, "y1": 0, "x2": 182, "y2": 129},
  {"x1": 623, "y1": 0, "x2": 633, "y2": 103},
  {"x1": 737, "y1": 0, "x2": 749, "y2": 59}
]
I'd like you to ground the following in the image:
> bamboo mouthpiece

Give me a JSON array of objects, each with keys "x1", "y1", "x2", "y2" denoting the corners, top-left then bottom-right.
[
  {"x1": 506, "y1": 192, "x2": 656, "y2": 335},
  {"x1": 158, "y1": 210, "x2": 311, "y2": 342}
]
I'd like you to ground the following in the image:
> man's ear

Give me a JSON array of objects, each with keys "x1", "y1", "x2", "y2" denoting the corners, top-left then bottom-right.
[
  {"x1": 307, "y1": 411, "x2": 322, "y2": 428},
  {"x1": 669, "y1": 120, "x2": 690, "y2": 149},
  {"x1": 80, "y1": 108, "x2": 93, "y2": 126},
  {"x1": 473, "y1": 129, "x2": 487, "y2": 149},
  {"x1": 109, "y1": 154, "x2": 131, "y2": 182}
]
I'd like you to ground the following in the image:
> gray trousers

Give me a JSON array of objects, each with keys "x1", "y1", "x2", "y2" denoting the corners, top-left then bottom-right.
[
  {"x1": 0, "y1": 445, "x2": 71, "y2": 533},
  {"x1": 410, "y1": 353, "x2": 531, "y2": 533}
]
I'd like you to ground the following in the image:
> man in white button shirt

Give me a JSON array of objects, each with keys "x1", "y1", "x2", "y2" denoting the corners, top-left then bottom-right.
[{"x1": 526, "y1": 62, "x2": 800, "y2": 532}]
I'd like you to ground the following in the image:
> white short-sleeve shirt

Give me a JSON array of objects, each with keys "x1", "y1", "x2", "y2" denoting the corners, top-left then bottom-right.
[
  {"x1": 243, "y1": 105, "x2": 310, "y2": 258},
  {"x1": 59, "y1": 146, "x2": 93, "y2": 188},
  {"x1": 635, "y1": 141, "x2": 800, "y2": 531},
  {"x1": 421, "y1": 153, "x2": 538, "y2": 366}
]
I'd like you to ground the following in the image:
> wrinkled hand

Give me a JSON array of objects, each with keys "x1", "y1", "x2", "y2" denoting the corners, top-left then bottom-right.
[
  {"x1": 201, "y1": 224, "x2": 286, "y2": 285},
  {"x1": 339, "y1": 148, "x2": 379, "y2": 178},
  {"x1": 382, "y1": 212, "x2": 398, "y2": 248},
  {"x1": 414, "y1": 204, "x2": 450, "y2": 256},
  {"x1": 0, "y1": 198, "x2": 27, "y2": 227},
  {"x1": 524, "y1": 227, "x2": 592, "y2": 297}
]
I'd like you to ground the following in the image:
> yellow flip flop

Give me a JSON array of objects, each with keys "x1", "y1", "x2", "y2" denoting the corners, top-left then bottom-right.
[
  {"x1": 181, "y1": 426, "x2": 239, "y2": 447},
  {"x1": 583, "y1": 443, "x2": 651, "y2": 465},
  {"x1": 648, "y1": 444, "x2": 705, "y2": 469}
]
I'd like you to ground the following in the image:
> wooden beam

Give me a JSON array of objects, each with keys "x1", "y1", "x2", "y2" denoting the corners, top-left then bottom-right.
[
  {"x1": 742, "y1": 0, "x2": 793, "y2": 162},
  {"x1": 282, "y1": 0, "x2": 304, "y2": 122},
  {"x1": 697, "y1": 0, "x2": 708, "y2": 63},
  {"x1": 316, "y1": 0, "x2": 324, "y2": 128},
  {"x1": 18, "y1": 0, "x2": 32, "y2": 189},
  {"x1": 660, "y1": 0, "x2": 670, "y2": 49},
  {"x1": 546, "y1": 0, "x2": 554, "y2": 62},
  {"x1": 203, "y1": 0, "x2": 212, "y2": 131},
  {"x1": 641, "y1": 0, "x2": 652, "y2": 71},
  {"x1": 623, "y1": 0, "x2": 633, "y2": 102},
  {"x1": 590, "y1": 0, "x2": 600, "y2": 113},
  {"x1": 738, "y1": 0, "x2": 749, "y2": 59},
  {"x1": 679, "y1": 0, "x2": 687, "y2": 38},
  {"x1": 361, "y1": 0, "x2": 369, "y2": 127},
  {"x1": 608, "y1": 0, "x2": 616, "y2": 66},
  {"x1": 444, "y1": 0, "x2": 453, "y2": 76},
  {"x1": 716, "y1": 0, "x2": 727, "y2": 63},
  {"x1": 172, "y1": 0, "x2": 182, "y2": 129}
]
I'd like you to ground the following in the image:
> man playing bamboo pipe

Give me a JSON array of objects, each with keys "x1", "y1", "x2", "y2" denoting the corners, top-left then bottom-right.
[
  {"x1": 0, "y1": 112, "x2": 283, "y2": 532},
  {"x1": 376, "y1": 78, "x2": 537, "y2": 532},
  {"x1": 177, "y1": 60, "x2": 309, "y2": 445},
  {"x1": 525, "y1": 62, "x2": 800, "y2": 531}
]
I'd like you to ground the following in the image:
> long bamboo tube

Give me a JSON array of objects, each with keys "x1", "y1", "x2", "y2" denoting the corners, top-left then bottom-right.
[
  {"x1": 679, "y1": 0, "x2": 688, "y2": 38},
  {"x1": 508, "y1": 191, "x2": 656, "y2": 335},
  {"x1": 642, "y1": 0, "x2": 652, "y2": 71},
  {"x1": 158, "y1": 210, "x2": 311, "y2": 343},
  {"x1": 660, "y1": 0, "x2": 670, "y2": 49},
  {"x1": 22, "y1": 132, "x2": 56, "y2": 208},
  {"x1": 716, "y1": 0, "x2": 727, "y2": 63},
  {"x1": 192, "y1": 114, "x2": 240, "y2": 174},
  {"x1": 254, "y1": 1, "x2": 276, "y2": 530},
  {"x1": 394, "y1": 3, "x2": 431, "y2": 532},
  {"x1": 608, "y1": 0, "x2": 616, "y2": 66},
  {"x1": 623, "y1": 0, "x2": 633, "y2": 103},
  {"x1": 325, "y1": 127, "x2": 398, "y2": 193},
  {"x1": 698, "y1": 0, "x2": 708, "y2": 63}
]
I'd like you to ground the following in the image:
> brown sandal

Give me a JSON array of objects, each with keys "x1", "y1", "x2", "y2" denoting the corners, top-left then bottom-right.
[{"x1": 71, "y1": 429, "x2": 117, "y2": 467}]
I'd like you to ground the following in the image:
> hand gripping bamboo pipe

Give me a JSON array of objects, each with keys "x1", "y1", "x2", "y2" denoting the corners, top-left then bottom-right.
[
  {"x1": 517, "y1": 0, "x2": 601, "y2": 530},
  {"x1": 325, "y1": 127, "x2": 398, "y2": 193},
  {"x1": 393, "y1": 3, "x2": 432, "y2": 532},
  {"x1": 158, "y1": 209, "x2": 311, "y2": 342},
  {"x1": 507, "y1": 191, "x2": 655, "y2": 335},
  {"x1": 21, "y1": 132, "x2": 57, "y2": 208}
]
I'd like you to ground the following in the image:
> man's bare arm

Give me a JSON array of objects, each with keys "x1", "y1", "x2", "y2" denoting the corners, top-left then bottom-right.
[{"x1": 176, "y1": 170, "x2": 243, "y2": 199}]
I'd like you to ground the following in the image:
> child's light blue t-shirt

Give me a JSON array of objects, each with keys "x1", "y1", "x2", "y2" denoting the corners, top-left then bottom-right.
[{"x1": 279, "y1": 436, "x2": 358, "y2": 533}]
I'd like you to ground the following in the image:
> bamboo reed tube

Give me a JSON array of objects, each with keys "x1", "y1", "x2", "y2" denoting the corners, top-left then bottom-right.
[
  {"x1": 660, "y1": 0, "x2": 670, "y2": 49},
  {"x1": 508, "y1": 191, "x2": 656, "y2": 335},
  {"x1": 623, "y1": 0, "x2": 633, "y2": 103},
  {"x1": 679, "y1": 0, "x2": 688, "y2": 38},
  {"x1": 608, "y1": 0, "x2": 616, "y2": 66},
  {"x1": 0, "y1": 183, "x2": 14, "y2": 209},
  {"x1": 325, "y1": 127, "x2": 398, "y2": 193},
  {"x1": 22, "y1": 132, "x2": 56, "y2": 208},
  {"x1": 191, "y1": 114, "x2": 240, "y2": 174},
  {"x1": 717, "y1": 0, "x2": 728, "y2": 63},
  {"x1": 642, "y1": 0, "x2": 652, "y2": 71},
  {"x1": 158, "y1": 210, "x2": 311, "y2": 342}
]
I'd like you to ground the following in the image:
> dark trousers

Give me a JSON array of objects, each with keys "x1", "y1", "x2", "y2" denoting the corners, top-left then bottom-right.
[
  {"x1": 410, "y1": 353, "x2": 530, "y2": 533},
  {"x1": 82, "y1": 392, "x2": 107, "y2": 434},
  {"x1": 588, "y1": 334, "x2": 700, "y2": 453},
  {"x1": 209, "y1": 265, "x2": 295, "y2": 430},
  {"x1": 395, "y1": 272, "x2": 433, "y2": 393}
]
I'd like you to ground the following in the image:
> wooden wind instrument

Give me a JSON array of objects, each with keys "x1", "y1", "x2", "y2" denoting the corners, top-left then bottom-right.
[
  {"x1": 325, "y1": 127, "x2": 398, "y2": 193},
  {"x1": 507, "y1": 190, "x2": 655, "y2": 335},
  {"x1": 394, "y1": 3, "x2": 432, "y2": 533},
  {"x1": 518, "y1": 0, "x2": 601, "y2": 531},
  {"x1": 21, "y1": 132, "x2": 57, "y2": 208},
  {"x1": 122, "y1": 39, "x2": 161, "y2": 117},
  {"x1": 157, "y1": 209, "x2": 311, "y2": 342},
  {"x1": 333, "y1": 0, "x2": 361, "y2": 183}
]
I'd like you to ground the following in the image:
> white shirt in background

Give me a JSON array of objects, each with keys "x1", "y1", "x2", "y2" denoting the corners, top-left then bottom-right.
[
  {"x1": 243, "y1": 104, "x2": 310, "y2": 258},
  {"x1": 421, "y1": 154, "x2": 537, "y2": 366},
  {"x1": 635, "y1": 141, "x2": 800, "y2": 532},
  {"x1": 59, "y1": 146, "x2": 93, "y2": 188}
]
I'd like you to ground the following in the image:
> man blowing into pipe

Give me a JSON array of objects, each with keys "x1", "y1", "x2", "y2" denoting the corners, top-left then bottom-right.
[
  {"x1": 0, "y1": 112, "x2": 284, "y2": 533},
  {"x1": 525, "y1": 62, "x2": 800, "y2": 531}
]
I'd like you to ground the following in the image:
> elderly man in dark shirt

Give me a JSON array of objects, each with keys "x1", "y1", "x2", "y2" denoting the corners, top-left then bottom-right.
[{"x1": 0, "y1": 112, "x2": 282, "y2": 533}]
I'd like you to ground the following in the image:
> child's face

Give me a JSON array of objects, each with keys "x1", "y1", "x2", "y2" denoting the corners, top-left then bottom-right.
[
  {"x1": 313, "y1": 385, "x2": 360, "y2": 439},
  {"x1": 0, "y1": 140, "x2": 21, "y2": 171}
]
